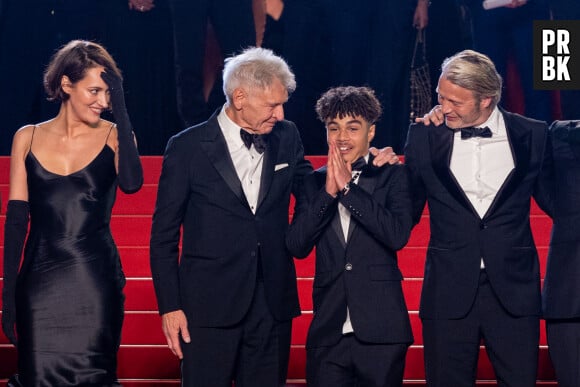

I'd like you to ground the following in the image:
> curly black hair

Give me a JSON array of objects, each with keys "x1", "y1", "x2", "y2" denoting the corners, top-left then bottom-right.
[{"x1": 315, "y1": 86, "x2": 382, "y2": 124}]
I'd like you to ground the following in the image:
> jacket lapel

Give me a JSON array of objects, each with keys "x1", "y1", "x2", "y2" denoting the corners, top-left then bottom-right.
[
  {"x1": 257, "y1": 128, "x2": 279, "y2": 209},
  {"x1": 429, "y1": 125, "x2": 475, "y2": 214},
  {"x1": 316, "y1": 167, "x2": 347, "y2": 247},
  {"x1": 199, "y1": 114, "x2": 248, "y2": 205},
  {"x1": 346, "y1": 156, "x2": 378, "y2": 240},
  {"x1": 483, "y1": 110, "x2": 531, "y2": 217},
  {"x1": 332, "y1": 211, "x2": 347, "y2": 248}
]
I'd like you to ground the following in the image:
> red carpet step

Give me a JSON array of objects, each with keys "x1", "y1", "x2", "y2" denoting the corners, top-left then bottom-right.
[{"x1": 0, "y1": 156, "x2": 556, "y2": 385}]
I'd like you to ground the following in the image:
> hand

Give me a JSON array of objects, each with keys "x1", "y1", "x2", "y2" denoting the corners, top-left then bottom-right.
[
  {"x1": 327, "y1": 142, "x2": 352, "y2": 195},
  {"x1": 100, "y1": 70, "x2": 127, "y2": 118},
  {"x1": 161, "y1": 310, "x2": 190, "y2": 359},
  {"x1": 505, "y1": 0, "x2": 527, "y2": 8},
  {"x1": 415, "y1": 105, "x2": 444, "y2": 126},
  {"x1": 370, "y1": 146, "x2": 400, "y2": 166},
  {"x1": 413, "y1": 0, "x2": 429, "y2": 30},
  {"x1": 1, "y1": 293, "x2": 17, "y2": 346},
  {"x1": 128, "y1": 0, "x2": 155, "y2": 12},
  {"x1": 325, "y1": 145, "x2": 340, "y2": 196},
  {"x1": 101, "y1": 70, "x2": 143, "y2": 193}
]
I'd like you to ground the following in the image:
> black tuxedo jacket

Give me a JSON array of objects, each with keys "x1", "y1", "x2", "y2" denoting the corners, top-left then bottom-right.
[
  {"x1": 150, "y1": 111, "x2": 312, "y2": 326},
  {"x1": 543, "y1": 120, "x2": 580, "y2": 319},
  {"x1": 405, "y1": 109, "x2": 552, "y2": 319},
  {"x1": 286, "y1": 159, "x2": 414, "y2": 348}
]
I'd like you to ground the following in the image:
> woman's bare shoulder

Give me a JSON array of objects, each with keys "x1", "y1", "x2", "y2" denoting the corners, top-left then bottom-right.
[{"x1": 12, "y1": 124, "x2": 35, "y2": 148}]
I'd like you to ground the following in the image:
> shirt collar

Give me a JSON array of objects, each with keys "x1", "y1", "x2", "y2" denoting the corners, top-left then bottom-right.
[
  {"x1": 478, "y1": 106, "x2": 504, "y2": 136},
  {"x1": 217, "y1": 105, "x2": 245, "y2": 149},
  {"x1": 352, "y1": 153, "x2": 370, "y2": 172}
]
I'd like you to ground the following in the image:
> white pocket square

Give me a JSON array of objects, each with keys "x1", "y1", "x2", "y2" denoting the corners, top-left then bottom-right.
[{"x1": 275, "y1": 163, "x2": 289, "y2": 171}]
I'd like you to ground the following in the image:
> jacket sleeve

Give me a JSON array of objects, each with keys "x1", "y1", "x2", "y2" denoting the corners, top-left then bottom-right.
[
  {"x1": 287, "y1": 171, "x2": 337, "y2": 258},
  {"x1": 149, "y1": 136, "x2": 189, "y2": 315},
  {"x1": 339, "y1": 165, "x2": 413, "y2": 251},
  {"x1": 404, "y1": 123, "x2": 428, "y2": 226}
]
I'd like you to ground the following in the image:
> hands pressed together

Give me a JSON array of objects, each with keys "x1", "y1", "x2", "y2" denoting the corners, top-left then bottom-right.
[
  {"x1": 325, "y1": 143, "x2": 355, "y2": 197},
  {"x1": 325, "y1": 143, "x2": 400, "y2": 197}
]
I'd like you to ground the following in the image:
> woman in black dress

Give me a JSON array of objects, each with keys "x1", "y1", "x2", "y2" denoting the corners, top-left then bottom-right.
[{"x1": 1, "y1": 40, "x2": 143, "y2": 386}]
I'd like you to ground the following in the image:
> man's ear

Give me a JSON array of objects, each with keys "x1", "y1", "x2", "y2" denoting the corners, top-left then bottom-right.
[
  {"x1": 480, "y1": 96, "x2": 493, "y2": 110},
  {"x1": 232, "y1": 87, "x2": 247, "y2": 110},
  {"x1": 367, "y1": 124, "x2": 376, "y2": 144}
]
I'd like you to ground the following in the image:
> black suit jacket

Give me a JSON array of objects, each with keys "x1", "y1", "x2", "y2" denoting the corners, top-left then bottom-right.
[
  {"x1": 543, "y1": 120, "x2": 580, "y2": 319},
  {"x1": 405, "y1": 109, "x2": 552, "y2": 319},
  {"x1": 286, "y1": 158, "x2": 414, "y2": 348},
  {"x1": 150, "y1": 111, "x2": 312, "y2": 326}
]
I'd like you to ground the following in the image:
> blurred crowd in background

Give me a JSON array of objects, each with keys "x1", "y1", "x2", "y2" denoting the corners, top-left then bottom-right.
[{"x1": 0, "y1": 0, "x2": 577, "y2": 156}]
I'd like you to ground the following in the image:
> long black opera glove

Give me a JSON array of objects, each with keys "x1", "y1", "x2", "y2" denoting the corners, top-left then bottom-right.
[
  {"x1": 101, "y1": 70, "x2": 144, "y2": 194},
  {"x1": 2, "y1": 200, "x2": 29, "y2": 346}
]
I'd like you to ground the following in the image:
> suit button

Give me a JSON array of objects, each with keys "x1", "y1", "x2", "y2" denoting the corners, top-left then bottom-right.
[
  {"x1": 345, "y1": 263, "x2": 353, "y2": 271},
  {"x1": 480, "y1": 222, "x2": 487, "y2": 229}
]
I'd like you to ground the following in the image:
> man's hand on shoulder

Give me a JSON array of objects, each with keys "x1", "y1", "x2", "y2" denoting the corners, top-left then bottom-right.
[
  {"x1": 414, "y1": 105, "x2": 445, "y2": 127},
  {"x1": 161, "y1": 310, "x2": 190, "y2": 359},
  {"x1": 369, "y1": 146, "x2": 400, "y2": 166}
]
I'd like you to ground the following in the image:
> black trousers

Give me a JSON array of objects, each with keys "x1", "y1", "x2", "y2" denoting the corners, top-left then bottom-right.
[
  {"x1": 180, "y1": 281, "x2": 292, "y2": 387},
  {"x1": 306, "y1": 334, "x2": 409, "y2": 387},
  {"x1": 546, "y1": 318, "x2": 580, "y2": 387},
  {"x1": 422, "y1": 269, "x2": 539, "y2": 387}
]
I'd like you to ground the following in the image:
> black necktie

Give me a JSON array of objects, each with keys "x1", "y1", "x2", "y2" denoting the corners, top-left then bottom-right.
[
  {"x1": 460, "y1": 126, "x2": 493, "y2": 140},
  {"x1": 240, "y1": 129, "x2": 267, "y2": 154},
  {"x1": 351, "y1": 157, "x2": 366, "y2": 171}
]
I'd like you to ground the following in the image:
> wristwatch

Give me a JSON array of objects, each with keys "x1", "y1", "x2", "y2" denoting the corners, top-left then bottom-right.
[{"x1": 341, "y1": 182, "x2": 351, "y2": 196}]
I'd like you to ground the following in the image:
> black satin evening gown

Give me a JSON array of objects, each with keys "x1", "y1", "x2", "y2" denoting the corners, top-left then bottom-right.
[{"x1": 13, "y1": 146, "x2": 125, "y2": 386}]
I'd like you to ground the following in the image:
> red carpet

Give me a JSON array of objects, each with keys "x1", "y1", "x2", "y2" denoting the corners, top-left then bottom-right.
[{"x1": 0, "y1": 156, "x2": 557, "y2": 385}]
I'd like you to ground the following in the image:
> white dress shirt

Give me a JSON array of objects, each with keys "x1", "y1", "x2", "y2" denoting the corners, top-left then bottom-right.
[
  {"x1": 339, "y1": 154, "x2": 368, "y2": 335},
  {"x1": 449, "y1": 107, "x2": 514, "y2": 267},
  {"x1": 218, "y1": 107, "x2": 264, "y2": 214}
]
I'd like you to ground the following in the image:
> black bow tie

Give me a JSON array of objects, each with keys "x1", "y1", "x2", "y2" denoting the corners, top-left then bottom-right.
[
  {"x1": 460, "y1": 126, "x2": 493, "y2": 140},
  {"x1": 240, "y1": 129, "x2": 267, "y2": 154},
  {"x1": 351, "y1": 157, "x2": 366, "y2": 171}
]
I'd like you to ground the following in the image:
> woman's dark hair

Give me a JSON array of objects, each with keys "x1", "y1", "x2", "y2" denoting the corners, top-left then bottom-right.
[{"x1": 43, "y1": 40, "x2": 122, "y2": 102}]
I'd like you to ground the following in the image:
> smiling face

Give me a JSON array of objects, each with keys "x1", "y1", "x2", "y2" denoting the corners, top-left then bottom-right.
[
  {"x1": 437, "y1": 76, "x2": 492, "y2": 129},
  {"x1": 229, "y1": 77, "x2": 288, "y2": 135},
  {"x1": 62, "y1": 66, "x2": 109, "y2": 126},
  {"x1": 326, "y1": 114, "x2": 375, "y2": 164}
]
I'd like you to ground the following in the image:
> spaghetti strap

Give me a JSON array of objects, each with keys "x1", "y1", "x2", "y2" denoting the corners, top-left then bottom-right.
[
  {"x1": 28, "y1": 125, "x2": 37, "y2": 154},
  {"x1": 104, "y1": 122, "x2": 115, "y2": 145}
]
